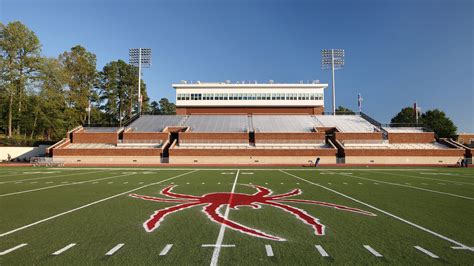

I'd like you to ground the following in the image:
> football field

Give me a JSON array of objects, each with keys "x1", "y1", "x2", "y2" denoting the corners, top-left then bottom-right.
[{"x1": 0, "y1": 166, "x2": 473, "y2": 265}]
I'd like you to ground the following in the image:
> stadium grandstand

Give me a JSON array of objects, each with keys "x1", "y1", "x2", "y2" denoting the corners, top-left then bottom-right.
[{"x1": 48, "y1": 81, "x2": 470, "y2": 166}]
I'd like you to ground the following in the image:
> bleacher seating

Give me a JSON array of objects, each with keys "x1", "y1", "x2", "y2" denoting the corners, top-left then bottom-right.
[
  {"x1": 183, "y1": 115, "x2": 249, "y2": 132},
  {"x1": 252, "y1": 115, "x2": 316, "y2": 132},
  {"x1": 383, "y1": 127, "x2": 425, "y2": 133},
  {"x1": 127, "y1": 115, "x2": 186, "y2": 132},
  {"x1": 313, "y1": 115, "x2": 377, "y2": 132}
]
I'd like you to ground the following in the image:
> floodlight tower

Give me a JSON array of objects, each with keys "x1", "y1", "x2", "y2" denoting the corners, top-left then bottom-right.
[
  {"x1": 321, "y1": 49, "x2": 344, "y2": 115},
  {"x1": 129, "y1": 48, "x2": 152, "y2": 115}
]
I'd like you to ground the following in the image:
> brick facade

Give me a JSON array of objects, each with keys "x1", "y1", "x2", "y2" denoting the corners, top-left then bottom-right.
[
  {"x1": 72, "y1": 132, "x2": 118, "y2": 144},
  {"x1": 388, "y1": 132, "x2": 435, "y2": 143}
]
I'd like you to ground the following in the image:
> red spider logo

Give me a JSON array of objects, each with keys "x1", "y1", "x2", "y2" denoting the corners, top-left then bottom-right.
[{"x1": 129, "y1": 185, "x2": 376, "y2": 241}]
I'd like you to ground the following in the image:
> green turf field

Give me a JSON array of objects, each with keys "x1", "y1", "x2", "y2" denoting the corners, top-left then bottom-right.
[{"x1": 0, "y1": 166, "x2": 473, "y2": 265}]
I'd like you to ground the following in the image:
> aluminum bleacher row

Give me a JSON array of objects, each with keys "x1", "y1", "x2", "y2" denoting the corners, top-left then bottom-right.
[
  {"x1": 123, "y1": 114, "x2": 379, "y2": 133},
  {"x1": 49, "y1": 114, "x2": 467, "y2": 165}
]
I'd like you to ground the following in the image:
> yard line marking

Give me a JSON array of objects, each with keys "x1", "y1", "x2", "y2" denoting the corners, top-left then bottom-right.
[
  {"x1": 210, "y1": 169, "x2": 240, "y2": 266},
  {"x1": 30, "y1": 181, "x2": 38, "y2": 184},
  {"x1": 280, "y1": 170, "x2": 474, "y2": 252},
  {"x1": 45, "y1": 181, "x2": 53, "y2": 184},
  {"x1": 0, "y1": 173, "x2": 135, "y2": 198},
  {"x1": 358, "y1": 183, "x2": 363, "y2": 185},
  {"x1": 242, "y1": 172, "x2": 254, "y2": 175},
  {"x1": 328, "y1": 183, "x2": 332, "y2": 185},
  {"x1": 363, "y1": 245, "x2": 383, "y2": 257},
  {"x1": 202, "y1": 182, "x2": 205, "y2": 184},
  {"x1": 414, "y1": 246, "x2": 439, "y2": 258},
  {"x1": 159, "y1": 244, "x2": 173, "y2": 256},
  {"x1": 218, "y1": 182, "x2": 221, "y2": 184},
  {"x1": 123, "y1": 182, "x2": 128, "y2": 184},
  {"x1": 335, "y1": 172, "x2": 474, "y2": 201},
  {"x1": 105, "y1": 243, "x2": 124, "y2": 256},
  {"x1": 0, "y1": 170, "x2": 198, "y2": 238},
  {"x1": 0, "y1": 243, "x2": 27, "y2": 255},
  {"x1": 93, "y1": 182, "x2": 98, "y2": 184},
  {"x1": 422, "y1": 183, "x2": 428, "y2": 185},
  {"x1": 372, "y1": 171, "x2": 474, "y2": 186},
  {"x1": 139, "y1": 182, "x2": 144, "y2": 184},
  {"x1": 315, "y1": 245, "x2": 329, "y2": 257},
  {"x1": 265, "y1": 245, "x2": 274, "y2": 257},
  {"x1": 1, "y1": 170, "x2": 106, "y2": 183},
  {"x1": 52, "y1": 243, "x2": 76, "y2": 255},
  {"x1": 202, "y1": 244, "x2": 235, "y2": 248},
  {"x1": 343, "y1": 182, "x2": 348, "y2": 185}
]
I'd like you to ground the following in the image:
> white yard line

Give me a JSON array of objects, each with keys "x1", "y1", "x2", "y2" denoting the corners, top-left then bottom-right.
[
  {"x1": 414, "y1": 246, "x2": 439, "y2": 258},
  {"x1": 0, "y1": 243, "x2": 28, "y2": 255},
  {"x1": 334, "y1": 172, "x2": 473, "y2": 201},
  {"x1": 371, "y1": 171, "x2": 474, "y2": 186},
  {"x1": 52, "y1": 243, "x2": 76, "y2": 255},
  {"x1": 48, "y1": 167, "x2": 439, "y2": 171},
  {"x1": 363, "y1": 245, "x2": 383, "y2": 257},
  {"x1": 210, "y1": 169, "x2": 240, "y2": 266},
  {"x1": 105, "y1": 243, "x2": 125, "y2": 256},
  {"x1": 159, "y1": 244, "x2": 173, "y2": 256},
  {"x1": 0, "y1": 173, "x2": 135, "y2": 197},
  {"x1": 280, "y1": 170, "x2": 474, "y2": 252},
  {"x1": 265, "y1": 245, "x2": 274, "y2": 257},
  {"x1": 0, "y1": 170, "x2": 198, "y2": 238},
  {"x1": 315, "y1": 245, "x2": 329, "y2": 257},
  {"x1": 0, "y1": 170, "x2": 106, "y2": 184}
]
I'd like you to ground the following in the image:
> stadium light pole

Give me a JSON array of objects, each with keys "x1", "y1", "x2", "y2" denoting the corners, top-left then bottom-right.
[
  {"x1": 321, "y1": 49, "x2": 344, "y2": 115},
  {"x1": 129, "y1": 48, "x2": 152, "y2": 115}
]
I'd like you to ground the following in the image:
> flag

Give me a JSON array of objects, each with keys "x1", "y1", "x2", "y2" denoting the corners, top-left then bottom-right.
[{"x1": 358, "y1": 93, "x2": 363, "y2": 112}]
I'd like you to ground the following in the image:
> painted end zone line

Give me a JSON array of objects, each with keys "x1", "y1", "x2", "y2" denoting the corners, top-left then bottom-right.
[
  {"x1": 414, "y1": 246, "x2": 439, "y2": 259},
  {"x1": 52, "y1": 243, "x2": 76, "y2": 255},
  {"x1": 363, "y1": 245, "x2": 383, "y2": 257},
  {"x1": 0, "y1": 170, "x2": 198, "y2": 238},
  {"x1": 280, "y1": 170, "x2": 474, "y2": 253},
  {"x1": 105, "y1": 243, "x2": 124, "y2": 256},
  {"x1": 0, "y1": 172, "x2": 136, "y2": 197},
  {"x1": 0, "y1": 243, "x2": 28, "y2": 256},
  {"x1": 336, "y1": 172, "x2": 473, "y2": 201},
  {"x1": 315, "y1": 245, "x2": 329, "y2": 257},
  {"x1": 159, "y1": 244, "x2": 173, "y2": 256},
  {"x1": 210, "y1": 169, "x2": 240, "y2": 266},
  {"x1": 265, "y1": 245, "x2": 274, "y2": 257}
]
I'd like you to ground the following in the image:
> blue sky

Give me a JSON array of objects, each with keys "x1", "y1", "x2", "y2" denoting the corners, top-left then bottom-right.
[{"x1": 1, "y1": 0, "x2": 473, "y2": 132}]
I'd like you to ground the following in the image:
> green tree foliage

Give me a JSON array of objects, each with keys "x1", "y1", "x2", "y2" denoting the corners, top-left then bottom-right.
[
  {"x1": 421, "y1": 109, "x2": 457, "y2": 138},
  {"x1": 159, "y1": 98, "x2": 176, "y2": 115},
  {"x1": 0, "y1": 21, "x2": 41, "y2": 137},
  {"x1": 97, "y1": 60, "x2": 150, "y2": 126},
  {"x1": 335, "y1": 106, "x2": 355, "y2": 115},
  {"x1": 390, "y1": 107, "x2": 417, "y2": 125},
  {"x1": 0, "y1": 21, "x2": 173, "y2": 143},
  {"x1": 59, "y1": 45, "x2": 98, "y2": 127},
  {"x1": 390, "y1": 107, "x2": 457, "y2": 138}
]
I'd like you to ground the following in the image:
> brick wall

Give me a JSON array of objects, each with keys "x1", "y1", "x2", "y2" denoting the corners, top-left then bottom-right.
[
  {"x1": 123, "y1": 132, "x2": 169, "y2": 142},
  {"x1": 169, "y1": 148, "x2": 336, "y2": 156},
  {"x1": 179, "y1": 132, "x2": 248, "y2": 141},
  {"x1": 335, "y1": 132, "x2": 383, "y2": 141},
  {"x1": 388, "y1": 132, "x2": 435, "y2": 143},
  {"x1": 53, "y1": 148, "x2": 162, "y2": 156},
  {"x1": 344, "y1": 148, "x2": 464, "y2": 157},
  {"x1": 255, "y1": 132, "x2": 325, "y2": 142},
  {"x1": 72, "y1": 132, "x2": 118, "y2": 144}
]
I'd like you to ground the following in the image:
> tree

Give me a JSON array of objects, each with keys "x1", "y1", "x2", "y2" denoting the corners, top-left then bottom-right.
[
  {"x1": 149, "y1": 100, "x2": 161, "y2": 115},
  {"x1": 34, "y1": 57, "x2": 69, "y2": 139},
  {"x1": 97, "y1": 60, "x2": 150, "y2": 126},
  {"x1": 335, "y1": 106, "x2": 355, "y2": 115},
  {"x1": 59, "y1": 45, "x2": 97, "y2": 127},
  {"x1": 159, "y1": 98, "x2": 176, "y2": 115},
  {"x1": 421, "y1": 109, "x2": 457, "y2": 138},
  {"x1": 0, "y1": 21, "x2": 41, "y2": 137},
  {"x1": 390, "y1": 107, "x2": 417, "y2": 125}
]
